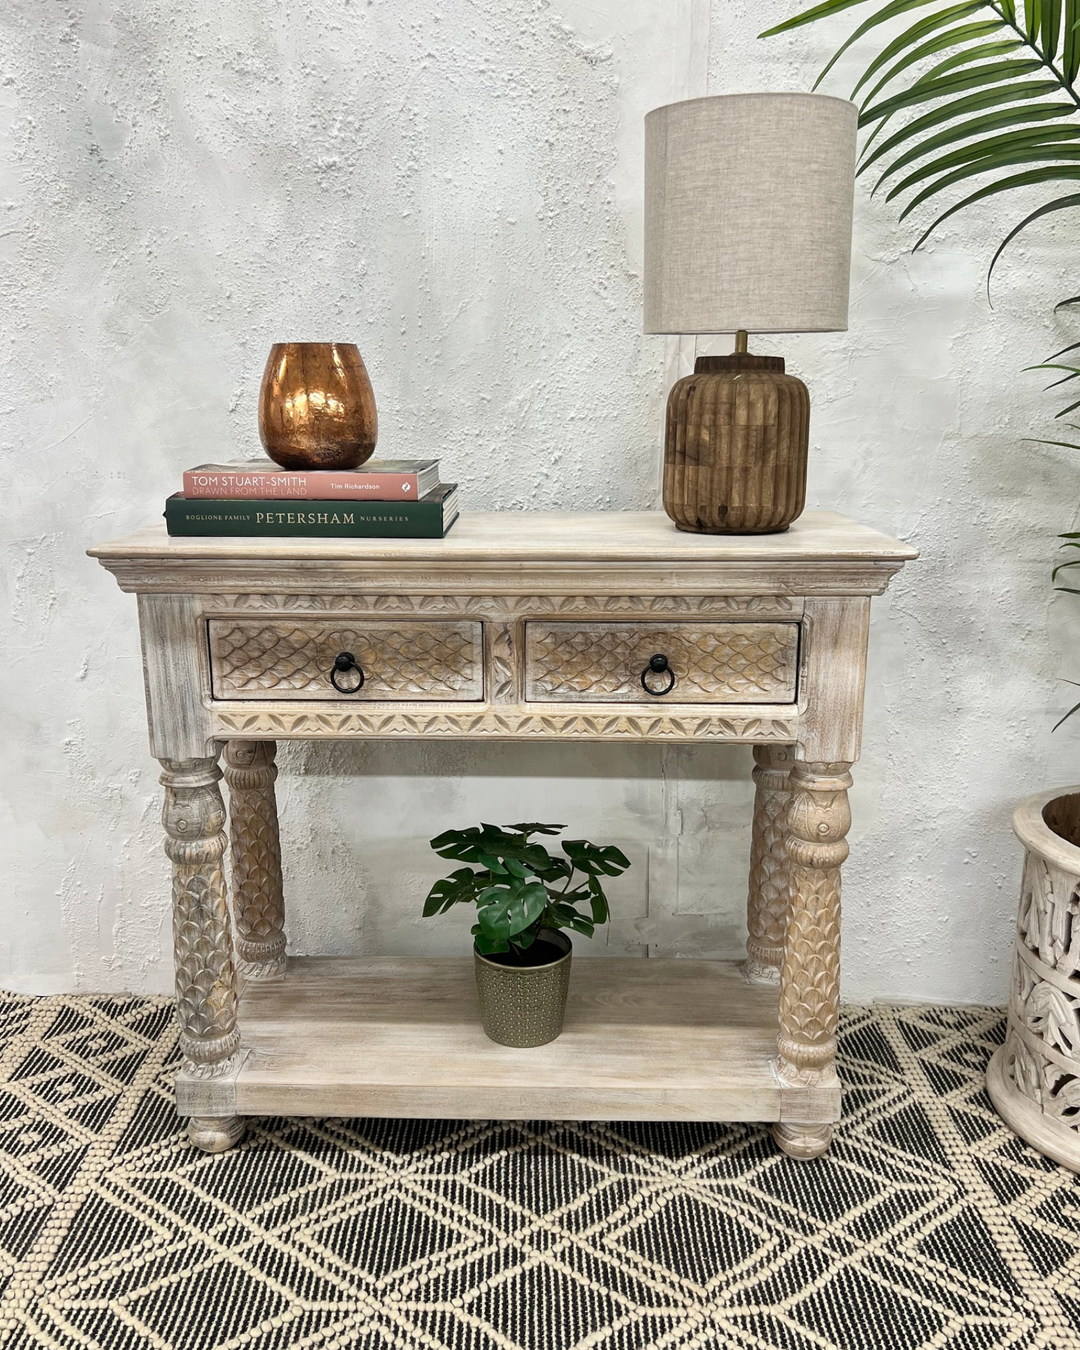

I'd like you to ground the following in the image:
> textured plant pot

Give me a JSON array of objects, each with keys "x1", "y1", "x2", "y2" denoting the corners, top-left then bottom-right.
[
  {"x1": 987, "y1": 787, "x2": 1080, "y2": 1172},
  {"x1": 473, "y1": 928, "x2": 572, "y2": 1048}
]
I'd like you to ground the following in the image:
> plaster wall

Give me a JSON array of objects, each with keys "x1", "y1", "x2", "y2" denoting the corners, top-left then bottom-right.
[{"x1": 1, "y1": 0, "x2": 1074, "y2": 1002}]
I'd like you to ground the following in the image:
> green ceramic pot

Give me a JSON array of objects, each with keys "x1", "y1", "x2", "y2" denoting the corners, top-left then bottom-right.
[{"x1": 473, "y1": 928, "x2": 572, "y2": 1048}]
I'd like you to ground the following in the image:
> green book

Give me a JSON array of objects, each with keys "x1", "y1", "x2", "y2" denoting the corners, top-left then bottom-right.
[{"x1": 165, "y1": 484, "x2": 459, "y2": 538}]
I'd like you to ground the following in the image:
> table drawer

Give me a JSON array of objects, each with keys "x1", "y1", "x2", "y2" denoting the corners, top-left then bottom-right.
[
  {"x1": 524, "y1": 621, "x2": 799, "y2": 704},
  {"x1": 208, "y1": 619, "x2": 484, "y2": 701}
]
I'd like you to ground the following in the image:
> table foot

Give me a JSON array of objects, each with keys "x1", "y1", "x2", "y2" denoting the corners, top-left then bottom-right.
[
  {"x1": 744, "y1": 958, "x2": 780, "y2": 986},
  {"x1": 772, "y1": 1121, "x2": 833, "y2": 1159},
  {"x1": 188, "y1": 1115, "x2": 246, "y2": 1153}
]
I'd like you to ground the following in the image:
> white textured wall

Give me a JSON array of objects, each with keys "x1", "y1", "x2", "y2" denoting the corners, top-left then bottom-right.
[{"x1": 2, "y1": 0, "x2": 1075, "y2": 1001}]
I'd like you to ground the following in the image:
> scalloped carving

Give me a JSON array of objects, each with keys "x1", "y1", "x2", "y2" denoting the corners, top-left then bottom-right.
[
  {"x1": 213, "y1": 707, "x2": 795, "y2": 741},
  {"x1": 208, "y1": 593, "x2": 800, "y2": 617}
]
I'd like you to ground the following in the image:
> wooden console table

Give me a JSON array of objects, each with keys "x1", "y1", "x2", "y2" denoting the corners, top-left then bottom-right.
[{"x1": 89, "y1": 511, "x2": 914, "y2": 1158}]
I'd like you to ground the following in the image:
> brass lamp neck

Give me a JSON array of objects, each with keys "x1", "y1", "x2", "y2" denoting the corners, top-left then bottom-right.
[{"x1": 734, "y1": 329, "x2": 748, "y2": 354}]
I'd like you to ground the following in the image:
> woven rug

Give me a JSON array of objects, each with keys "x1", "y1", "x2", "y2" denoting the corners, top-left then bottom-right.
[{"x1": 0, "y1": 996, "x2": 1078, "y2": 1349}]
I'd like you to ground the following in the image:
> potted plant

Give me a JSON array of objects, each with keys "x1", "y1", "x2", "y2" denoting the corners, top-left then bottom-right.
[{"x1": 422, "y1": 821, "x2": 631, "y2": 1048}]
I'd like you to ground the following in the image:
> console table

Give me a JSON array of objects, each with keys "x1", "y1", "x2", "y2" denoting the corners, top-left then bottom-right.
[{"x1": 89, "y1": 511, "x2": 914, "y2": 1158}]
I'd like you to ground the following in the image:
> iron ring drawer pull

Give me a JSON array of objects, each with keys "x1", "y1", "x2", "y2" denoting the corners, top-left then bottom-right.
[
  {"x1": 330, "y1": 651, "x2": 365, "y2": 694},
  {"x1": 641, "y1": 653, "x2": 676, "y2": 697}
]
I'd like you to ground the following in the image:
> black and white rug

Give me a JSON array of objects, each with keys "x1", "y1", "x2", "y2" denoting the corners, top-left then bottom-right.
[{"x1": 0, "y1": 995, "x2": 1077, "y2": 1349}]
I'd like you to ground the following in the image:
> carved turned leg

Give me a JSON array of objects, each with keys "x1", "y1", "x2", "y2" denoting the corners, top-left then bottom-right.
[
  {"x1": 159, "y1": 755, "x2": 245, "y2": 1153},
  {"x1": 772, "y1": 759, "x2": 851, "y2": 1161},
  {"x1": 223, "y1": 740, "x2": 287, "y2": 980},
  {"x1": 745, "y1": 745, "x2": 794, "y2": 986}
]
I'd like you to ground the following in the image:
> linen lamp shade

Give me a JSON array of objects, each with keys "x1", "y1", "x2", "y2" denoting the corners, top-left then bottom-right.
[{"x1": 644, "y1": 93, "x2": 858, "y2": 335}]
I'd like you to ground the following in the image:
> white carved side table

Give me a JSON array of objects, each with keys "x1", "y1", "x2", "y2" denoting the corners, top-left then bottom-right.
[{"x1": 90, "y1": 511, "x2": 914, "y2": 1157}]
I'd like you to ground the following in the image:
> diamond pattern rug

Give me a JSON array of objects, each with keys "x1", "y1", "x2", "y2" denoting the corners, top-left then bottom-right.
[{"x1": 0, "y1": 995, "x2": 1078, "y2": 1349}]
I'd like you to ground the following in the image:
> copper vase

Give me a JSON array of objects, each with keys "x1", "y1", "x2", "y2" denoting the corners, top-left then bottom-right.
[{"x1": 258, "y1": 342, "x2": 378, "y2": 471}]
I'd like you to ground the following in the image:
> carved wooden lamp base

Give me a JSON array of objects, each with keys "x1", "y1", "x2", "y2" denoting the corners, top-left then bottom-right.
[{"x1": 663, "y1": 334, "x2": 810, "y2": 536}]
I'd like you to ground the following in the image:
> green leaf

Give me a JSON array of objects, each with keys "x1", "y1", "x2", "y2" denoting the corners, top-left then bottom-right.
[
  {"x1": 853, "y1": 9, "x2": 998, "y2": 102},
  {"x1": 476, "y1": 879, "x2": 549, "y2": 941},
  {"x1": 859, "y1": 20, "x2": 1009, "y2": 108},
  {"x1": 913, "y1": 166, "x2": 1080, "y2": 249},
  {"x1": 861, "y1": 59, "x2": 1048, "y2": 124},
  {"x1": 589, "y1": 890, "x2": 609, "y2": 925},
  {"x1": 987, "y1": 190, "x2": 1080, "y2": 280},
  {"x1": 1025, "y1": 0, "x2": 1041, "y2": 47},
  {"x1": 475, "y1": 884, "x2": 511, "y2": 910},
  {"x1": 1043, "y1": 0, "x2": 1063, "y2": 62},
  {"x1": 883, "y1": 124, "x2": 1080, "y2": 198},
  {"x1": 1053, "y1": 695, "x2": 1080, "y2": 730},
  {"x1": 534, "y1": 858, "x2": 573, "y2": 884},
  {"x1": 566, "y1": 917, "x2": 595, "y2": 937},
  {"x1": 508, "y1": 822, "x2": 565, "y2": 836},
  {"x1": 812, "y1": 0, "x2": 979, "y2": 92},
  {"x1": 471, "y1": 926, "x2": 509, "y2": 956},
  {"x1": 868, "y1": 104, "x2": 1078, "y2": 186},
  {"x1": 422, "y1": 867, "x2": 482, "y2": 917},
  {"x1": 1065, "y1": 0, "x2": 1080, "y2": 82},
  {"x1": 865, "y1": 38, "x2": 1028, "y2": 113},
  {"x1": 759, "y1": 0, "x2": 883, "y2": 39},
  {"x1": 859, "y1": 82, "x2": 1063, "y2": 173},
  {"x1": 562, "y1": 840, "x2": 632, "y2": 877},
  {"x1": 897, "y1": 144, "x2": 1080, "y2": 218},
  {"x1": 1052, "y1": 554, "x2": 1080, "y2": 578}
]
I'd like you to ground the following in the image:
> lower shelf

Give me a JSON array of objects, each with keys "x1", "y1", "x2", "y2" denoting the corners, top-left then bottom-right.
[{"x1": 177, "y1": 957, "x2": 838, "y2": 1124}]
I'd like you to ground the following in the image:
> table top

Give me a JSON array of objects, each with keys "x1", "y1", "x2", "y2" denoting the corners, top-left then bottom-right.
[{"x1": 89, "y1": 510, "x2": 916, "y2": 565}]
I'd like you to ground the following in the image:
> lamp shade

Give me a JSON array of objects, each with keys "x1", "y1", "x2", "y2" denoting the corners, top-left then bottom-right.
[{"x1": 644, "y1": 92, "x2": 858, "y2": 335}]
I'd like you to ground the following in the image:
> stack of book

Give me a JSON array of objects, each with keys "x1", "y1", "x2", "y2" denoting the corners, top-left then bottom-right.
[{"x1": 164, "y1": 460, "x2": 459, "y2": 539}]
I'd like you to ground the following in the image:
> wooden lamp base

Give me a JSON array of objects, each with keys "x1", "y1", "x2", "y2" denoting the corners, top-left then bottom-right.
[{"x1": 663, "y1": 343, "x2": 810, "y2": 535}]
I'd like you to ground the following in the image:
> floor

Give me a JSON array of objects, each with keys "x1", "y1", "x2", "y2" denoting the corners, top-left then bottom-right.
[{"x1": 0, "y1": 994, "x2": 1077, "y2": 1349}]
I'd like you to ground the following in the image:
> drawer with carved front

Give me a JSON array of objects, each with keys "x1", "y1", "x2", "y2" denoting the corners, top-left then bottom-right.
[
  {"x1": 208, "y1": 619, "x2": 484, "y2": 702},
  {"x1": 524, "y1": 621, "x2": 799, "y2": 704}
]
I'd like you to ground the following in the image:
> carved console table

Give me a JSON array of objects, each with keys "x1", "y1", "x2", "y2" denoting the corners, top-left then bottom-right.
[{"x1": 89, "y1": 511, "x2": 914, "y2": 1157}]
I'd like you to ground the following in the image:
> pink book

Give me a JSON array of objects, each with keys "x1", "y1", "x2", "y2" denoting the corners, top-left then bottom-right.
[{"x1": 182, "y1": 458, "x2": 440, "y2": 501}]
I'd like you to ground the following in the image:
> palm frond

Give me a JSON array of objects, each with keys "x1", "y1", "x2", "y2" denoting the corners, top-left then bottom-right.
[
  {"x1": 761, "y1": 0, "x2": 1080, "y2": 267},
  {"x1": 855, "y1": 13, "x2": 1003, "y2": 104},
  {"x1": 882, "y1": 123, "x2": 1080, "y2": 197},
  {"x1": 897, "y1": 143, "x2": 1080, "y2": 218},
  {"x1": 869, "y1": 103, "x2": 1078, "y2": 186}
]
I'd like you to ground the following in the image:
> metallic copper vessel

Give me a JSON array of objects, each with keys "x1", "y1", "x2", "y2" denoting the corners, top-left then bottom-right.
[{"x1": 258, "y1": 342, "x2": 378, "y2": 471}]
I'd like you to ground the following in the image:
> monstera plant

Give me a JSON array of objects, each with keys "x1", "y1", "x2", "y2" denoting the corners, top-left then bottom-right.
[{"x1": 423, "y1": 822, "x2": 631, "y2": 1049}]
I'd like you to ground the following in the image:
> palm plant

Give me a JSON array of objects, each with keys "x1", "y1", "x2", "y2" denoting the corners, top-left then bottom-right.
[
  {"x1": 762, "y1": 0, "x2": 1080, "y2": 275},
  {"x1": 763, "y1": 0, "x2": 1080, "y2": 717}
]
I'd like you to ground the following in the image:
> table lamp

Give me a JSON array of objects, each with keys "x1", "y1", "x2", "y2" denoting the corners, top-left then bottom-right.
[{"x1": 644, "y1": 92, "x2": 858, "y2": 534}]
